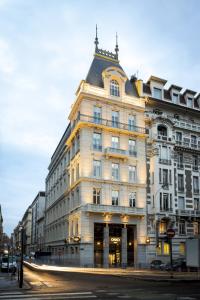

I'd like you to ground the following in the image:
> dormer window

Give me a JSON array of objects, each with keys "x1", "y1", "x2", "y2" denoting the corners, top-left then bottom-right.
[
  {"x1": 153, "y1": 87, "x2": 162, "y2": 99},
  {"x1": 187, "y1": 97, "x2": 193, "y2": 108},
  {"x1": 172, "y1": 93, "x2": 179, "y2": 104},
  {"x1": 110, "y1": 80, "x2": 120, "y2": 97}
]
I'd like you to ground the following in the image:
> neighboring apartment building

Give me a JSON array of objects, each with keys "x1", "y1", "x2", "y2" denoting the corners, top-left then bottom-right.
[
  {"x1": 22, "y1": 206, "x2": 32, "y2": 255},
  {"x1": 44, "y1": 36, "x2": 148, "y2": 267},
  {"x1": 0, "y1": 205, "x2": 3, "y2": 254},
  {"x1": 135, "y1": 76, "x2": 200, "y2": 263},
  {"x1": 30, "y1": 191, "x2": 46, "y2": 253}
]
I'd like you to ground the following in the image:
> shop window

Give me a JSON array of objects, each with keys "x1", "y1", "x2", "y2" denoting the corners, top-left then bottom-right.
[
  {"x1": 179, "y1": 242, "x2": 185, "y2": 255},
  {"x1": 163, "y1": 242, "x2": 170, "y2": 255}
]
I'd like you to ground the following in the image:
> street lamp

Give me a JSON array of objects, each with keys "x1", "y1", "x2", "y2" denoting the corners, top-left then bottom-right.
[{"x1": 19, "y1": 224, "x2": 24, "y2": 288}]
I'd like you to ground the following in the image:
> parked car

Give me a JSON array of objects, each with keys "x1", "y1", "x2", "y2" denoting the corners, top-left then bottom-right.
[
  {"x1": 161, "y1": 258, "x2": 187, "y2": 272},
  {"x1": 150, "y1": 259, "x2": 163, "y2": 270},
  {"x1": 1, "y1": 256, "x2": 17, "y2": 272}
]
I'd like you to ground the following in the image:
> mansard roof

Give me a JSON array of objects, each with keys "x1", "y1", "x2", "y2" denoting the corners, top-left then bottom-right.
[{"x1": 85, "y1": 54, "x2": 138, "y2": 97}]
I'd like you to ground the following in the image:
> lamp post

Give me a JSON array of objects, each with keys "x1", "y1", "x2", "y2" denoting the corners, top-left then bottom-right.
[{"x1": 19, "y1": 225, "x2": 24, "y2": 288}]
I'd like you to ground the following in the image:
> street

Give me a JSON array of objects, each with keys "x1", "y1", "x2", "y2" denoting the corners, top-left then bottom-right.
[{"x1": 1, "y1": 266, "x2": 199, "y2": 300}]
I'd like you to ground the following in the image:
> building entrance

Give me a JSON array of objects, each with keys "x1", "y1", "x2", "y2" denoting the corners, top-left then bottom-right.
[{"x1": 94, "y1": 223, "x2": 135, "y2": 267}]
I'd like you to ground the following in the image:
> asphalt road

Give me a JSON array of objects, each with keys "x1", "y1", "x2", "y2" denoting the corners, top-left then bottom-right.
[{"x1": 17, "y1": 266, "x2": 200, "y2": 300}]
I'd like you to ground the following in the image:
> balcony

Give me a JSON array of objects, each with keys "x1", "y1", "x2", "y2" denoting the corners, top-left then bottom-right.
[
  {"x1": 159, "y1": 158, "x2": 172, "y2": 165},
  {"x1": 176, "y1": 209, "x2": 200, "y2": 217},
  {"x1": 174, "y1": 119, "x2": 200, "y2": 133},
  {"x1": 104, "y1": 147, "x2": 128, "y2": 159},
  {"x1": 75, "y1": 114, "x2": 147, "y2": 135},
  {"x1": 82, "y1": 203, "x2": 145, "y2": 216},
  {"x1": 175, "y1": 140, "x2": 200, "y2": 152}
]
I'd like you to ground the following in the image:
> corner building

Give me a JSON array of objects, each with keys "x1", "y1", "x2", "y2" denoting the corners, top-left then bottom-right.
[{"x1": 44, "y1": 40, "x2": 147, "y2": 267}]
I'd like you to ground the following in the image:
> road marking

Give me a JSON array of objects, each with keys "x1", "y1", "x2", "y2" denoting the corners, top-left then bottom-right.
[
  {"x1": 107, "y1": 292, "x2": 120, "y2": 295},
  {"x1": 0, "y1": 291, "x2": 97, "y2": 299}
]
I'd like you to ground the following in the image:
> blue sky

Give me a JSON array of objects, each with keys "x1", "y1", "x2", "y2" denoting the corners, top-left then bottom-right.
[{"x1": 0, "y1": 0, "x2": 200, "y2": 235}]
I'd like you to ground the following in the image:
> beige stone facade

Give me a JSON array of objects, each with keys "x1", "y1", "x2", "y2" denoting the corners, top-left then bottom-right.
[{"x1": 44, "y1": 44, "x2": 148, "y2": 267}]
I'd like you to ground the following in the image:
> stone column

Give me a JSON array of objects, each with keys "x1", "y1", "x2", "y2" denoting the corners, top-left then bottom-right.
[
  {"x1": 121, "y1": 225, "x2": 127, "y2": 268},
  {"x1": 103, "y1": 224, "x2": 109, "y2": 268}
]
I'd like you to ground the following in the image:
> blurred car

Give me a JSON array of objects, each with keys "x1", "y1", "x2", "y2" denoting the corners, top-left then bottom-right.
[
  {"x1": 150, "y1": 259, "x2": 163, "y2": 270},
  {"x1": 1, "y1": 256, "x2": 17, "y2": 272},
  {"x1": 161, "y1": 258, "x2": 187, "y2": 272}
]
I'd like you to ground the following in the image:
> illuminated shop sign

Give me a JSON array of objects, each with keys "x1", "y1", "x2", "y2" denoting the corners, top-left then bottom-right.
[{"x1": 110, "y1": 237, "x2": 121, "y2": 243}]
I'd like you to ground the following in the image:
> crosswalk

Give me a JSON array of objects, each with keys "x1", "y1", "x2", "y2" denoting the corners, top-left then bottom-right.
[{"x1": 0, "y1": 291, "x2": 97, "y2": 299}]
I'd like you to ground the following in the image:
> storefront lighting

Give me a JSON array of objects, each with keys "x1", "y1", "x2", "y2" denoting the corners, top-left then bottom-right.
[
  {"x1": 96, "y1": 241, "x2": 101, "y2": 246},
  {"x1": 146, "y1": 237, "x2": 150, "y2": 244}
]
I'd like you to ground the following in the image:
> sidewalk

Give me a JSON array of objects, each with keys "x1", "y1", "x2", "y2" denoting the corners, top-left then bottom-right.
[
  {"x1": 24, "y1": 261, "x2": 200, "y2": 282},
  {"x1": 0, "y1": 271, "x2": 29, "y2": 291}
]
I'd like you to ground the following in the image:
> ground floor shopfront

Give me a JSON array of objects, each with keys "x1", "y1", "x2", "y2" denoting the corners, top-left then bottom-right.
[{"x1": 94, "y1": 223, "x2": 136, "y2": 267}]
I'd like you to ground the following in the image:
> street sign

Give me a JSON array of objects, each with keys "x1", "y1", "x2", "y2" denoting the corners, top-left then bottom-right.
[{"x1": 166, "y1": 228, "x2": 175, "y2": 238}]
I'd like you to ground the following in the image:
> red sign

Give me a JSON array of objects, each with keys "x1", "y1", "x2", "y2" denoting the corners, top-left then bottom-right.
[{"x1": 166, "y1": 228, "x2": 175, "y2": 238}]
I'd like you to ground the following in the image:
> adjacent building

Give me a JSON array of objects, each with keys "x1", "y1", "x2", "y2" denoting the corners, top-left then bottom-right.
[
  {"x1": 136, "y1": 76, "x2": 200, "y2": 263},
  {"x1": 30, "y1": 191, "x2": 46, "y2": 253}
]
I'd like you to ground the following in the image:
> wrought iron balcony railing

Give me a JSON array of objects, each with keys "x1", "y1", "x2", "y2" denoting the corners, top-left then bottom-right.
[{"x1": 74, "y1": 114, "x2": 146, "y2": 134}]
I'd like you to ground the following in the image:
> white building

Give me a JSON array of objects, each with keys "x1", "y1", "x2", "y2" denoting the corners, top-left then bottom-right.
[
  {"x1": 30, "y1": 191, "x2": 46, "y2": 253},
  {"x1": 44, "y1": 35, "x2": 148, "y2": 267},
  {"x1": 136, "y1": 76, "x2": 200, "y2": 263}
]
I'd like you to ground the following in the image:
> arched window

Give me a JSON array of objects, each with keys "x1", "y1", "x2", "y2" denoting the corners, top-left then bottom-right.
[
  {"x1": 110, "y1": 80, "x2": 120, "y2": 97},
  {"x1": 158, "y1": 125, "x2": 167, "y2": 137}
]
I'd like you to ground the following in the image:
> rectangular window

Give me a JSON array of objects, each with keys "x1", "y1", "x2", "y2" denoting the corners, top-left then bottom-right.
[
  {"x1": 128, "y1": 115, "x2": 136, "y2": 130},
  {"x1": 178, "y1": 196, "x2": 185, "y2": 210},
  {"x1": 76, "y1": 163, "x2": 79, "y2": 180},
  {"x1": 177, "y1": 153, "x2": 184, "y2": 168},
  {"x1": 112, "y1": 163, "x2": 119, "y2": 180},
  {"x1": 191, "y1": 135, "x2": 197, "y2": 147},
  {"x1": 193, "y1": 176, "x2": 199, "y2": 194},
  {"x1": 112, "y1": 190, "x2": 119, "y2": 205},
  {"x1": 178, "y1": 174, "x2": 184, "y2": 192},
  {"x1": 111, "y1": 136, "x2": 119, "y2": 149},
  {"x1": 179, "y1": 221, "x2": 186, "y2": 235},
  {"x1": 93, "y1": 160, "x2": 101, "y2": 178},
  {"x1": 163, "y1": 242, "x2": 170, "y2": 255},
  {"x1": 129, "y1": 166, "x2": 136, "y2": 183},
  {"x1": 187, "y1": 97, "x2": 193, "y2": 108},
  {"x1": 94, "y1": 106, "x2": 102, "y2": 123},
  {"x1": 93, "y1": 132, "x2": 102, "y2": 151},
  {"x1": 163, "y1": 169, "x2": 168, "y2": 186},
  {"x1": 159, "y1": 221, "x2": 167, "y2": 234},
  {"x1": 129, "y1": 192, "x2": 136, "y2": 207},
  {"x1": 172, "y1": 93, "x2": 179, "y2": 104},
  {"x1": 193, "y1": 155, "x2": 198, "y2": 170},
  {"x1": 179, "y1": 242, "x2": 185, "y2": 255},
  {"x1": 112, "y1": 111, "x2": 119, "y2": 128},
  {"x1": 153, "y1": 87, "x2": 162, "y2": 99},
  {"x1": 93, "y1": 188, "x2": 101, "y2": 204},
  {"x1": 163, "y1": 193, "x2": 169, "y2": 211},
  {"x1": 129, "y1": 139, "x2": 136, "y2": 156},
  {"x1": 176, "y1": 132, "x2": 182, "y2": 144},
  {"x1": 161, "y1": 146, "x2": 168, "y2": 159},
  {"x1": 159, "y1": 168, "x2": 162, "y2": 184},
  {"x1": 194, "y1": 198, "x2": 200, "y2": 210}
]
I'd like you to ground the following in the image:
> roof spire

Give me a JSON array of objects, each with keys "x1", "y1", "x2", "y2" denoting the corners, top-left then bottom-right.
[
  {"x1": 94, "y1": 24, "x2": 99, "y2": 52},
  {"x1": 115, "y1": 32, "x2": 119, "y2": 60}
]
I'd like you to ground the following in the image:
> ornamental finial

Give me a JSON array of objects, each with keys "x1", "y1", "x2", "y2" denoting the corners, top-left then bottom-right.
[
  {"x1": 94, "y1": 24, "x2": 99, "y2": 52},
  {"x1": 115, "y1": 32, "x2": 119, "y2": 59}
]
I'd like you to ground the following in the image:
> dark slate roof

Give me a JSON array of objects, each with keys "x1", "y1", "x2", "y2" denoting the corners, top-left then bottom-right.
[
  {"x1": 164, "y1": 89, "x2": 171, "y2": 101},
  {"x1": 85, "y1": 55, "x2": 138, "y2": 97},
  {"x1": 143, "y1": 83, "x2": 151, "y2": 94}
]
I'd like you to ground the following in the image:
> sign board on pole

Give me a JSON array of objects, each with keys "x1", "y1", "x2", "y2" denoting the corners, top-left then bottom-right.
[{"x1": 166, "y1": 228, "x2": 175, "y2": 238}]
